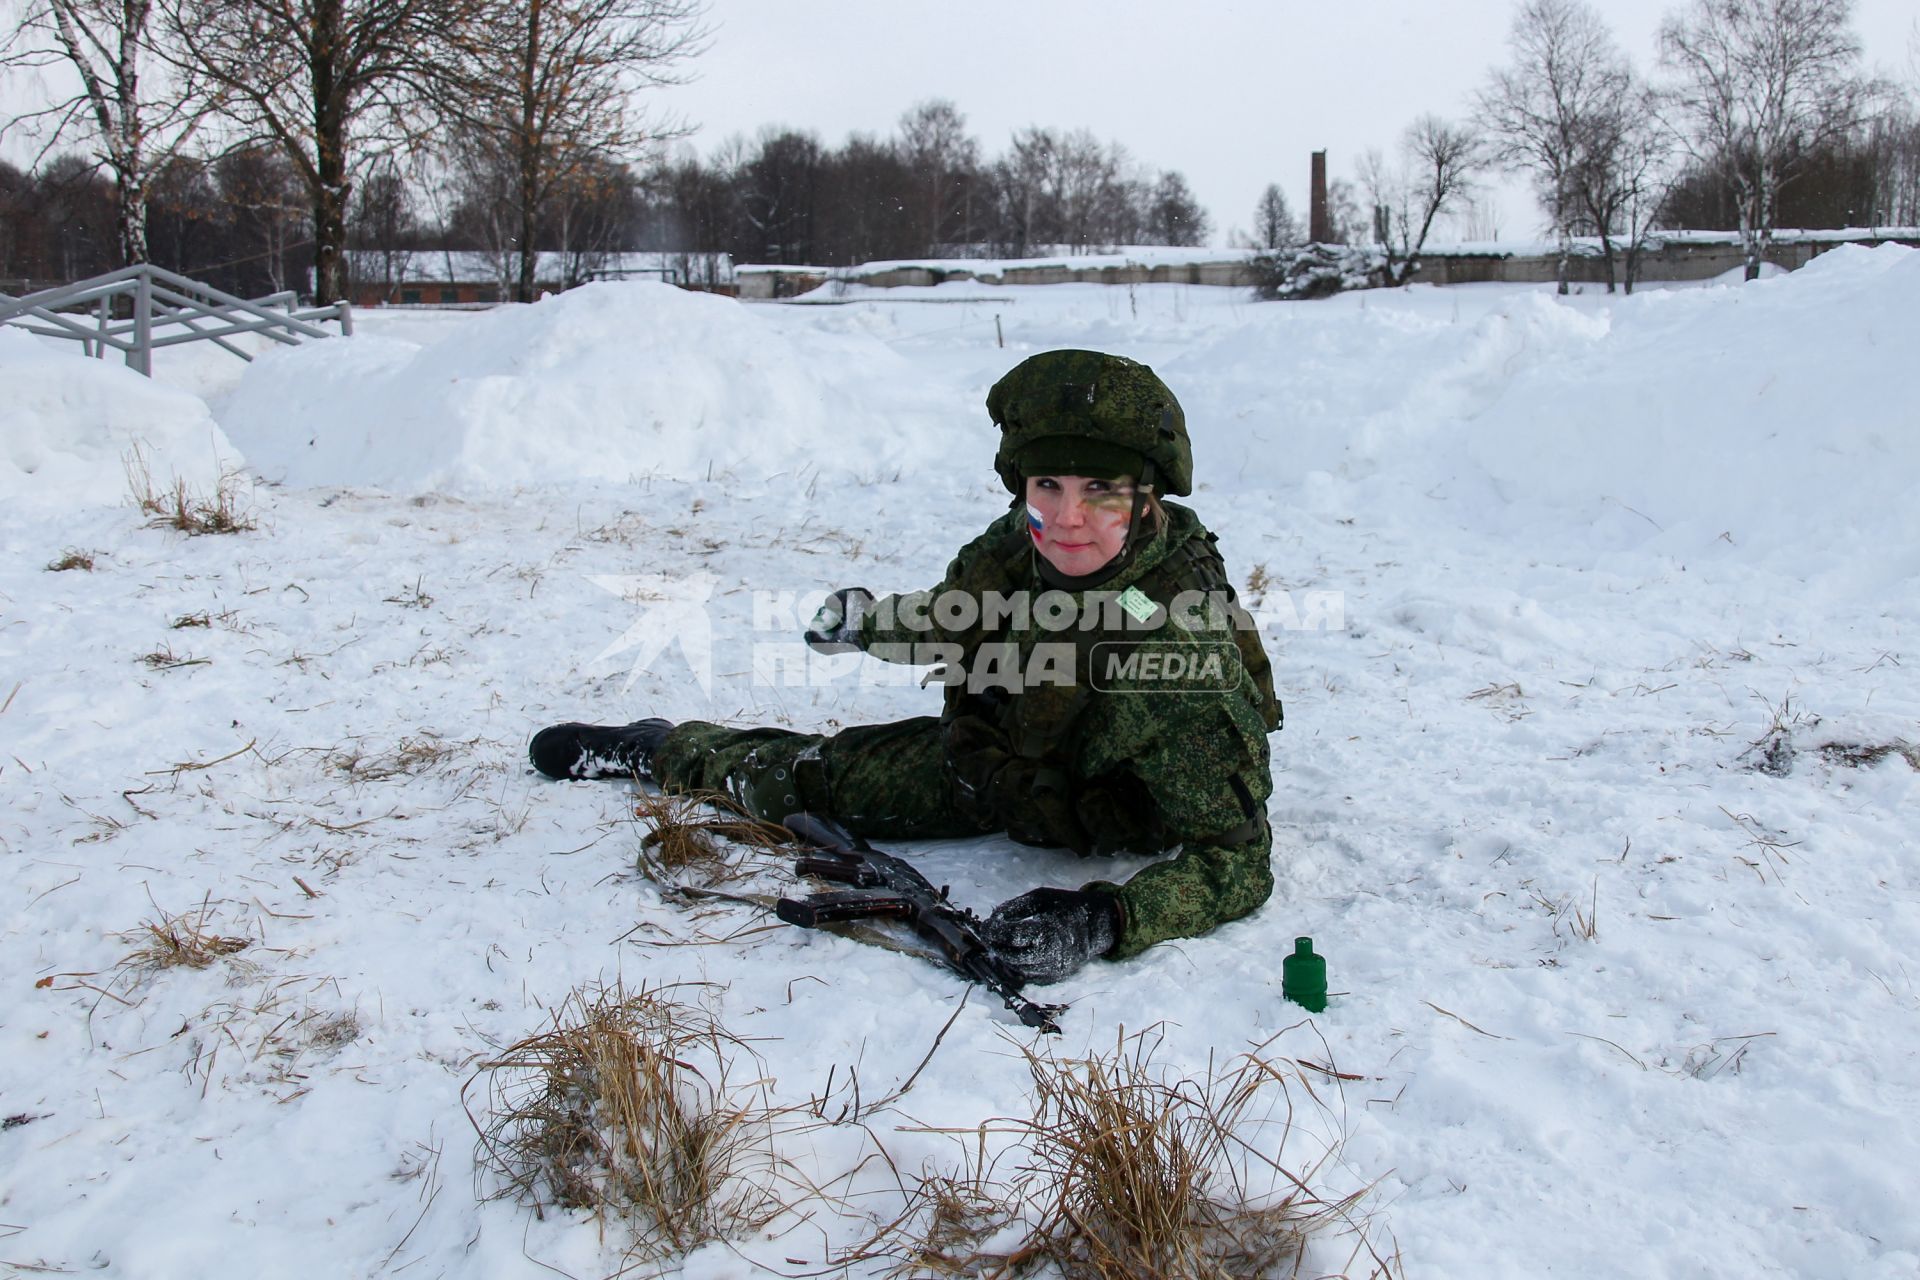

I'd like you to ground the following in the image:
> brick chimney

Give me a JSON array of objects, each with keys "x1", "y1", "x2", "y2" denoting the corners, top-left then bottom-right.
[{"x1": 1310, "y1": 151, "x2": 1331, "y2": 244}]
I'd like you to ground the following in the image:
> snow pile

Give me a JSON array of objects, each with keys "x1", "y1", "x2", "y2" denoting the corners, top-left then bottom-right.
[
  {"x1": 218, "y1": 281, "x2": 961, "y2": 492},
  {"x1": 1173, "y1": 243, "x2": 1920, "y2": 583},
  {"x1": 0, "y1": 326, "x2": 239, "y2": 510},
  {"x1": 1451, "y1": 244, "x2": 1920, "y2": 574}
]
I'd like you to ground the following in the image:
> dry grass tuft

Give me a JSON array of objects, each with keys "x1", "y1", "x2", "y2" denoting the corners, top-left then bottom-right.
[
  {"x1": 1739, "y1": 690, "x2": 1818, "y2": 777},
  {"x1": 330, "y1": 733, "x2": 465, "y2": 782},
  {"x1": 169, "y1": 609, "x2": 241, "y2": 631},
  {"x1": 632, "y1": 789, "x2": 789, "y2": 890},
  {"x1": 120, "y1": 900, "x2": 253, "y2": 974},
  {"x1": 1009, "y1": 1033, "x2": 1319, "y2": 1278},
  {"x1": 467, "y1": 981, "x2": 780, "y2": 1258},
  {"x1": 384, "y1": 576, "x2": 435, "y2": 609},
  {"x1": 1819, "y1": 740, "x2": 1920, "y2": 771},
  {"x1": 868, "y1": 1144, "x2": 1024, "y2": 1278},
  {"x1": 864, "y1": 1029, "x2": 1396, "y2": 1279},
  {"x1": 139, "y1": 644, "x2": 209, "y2": 670},
  {"x1": 47, "y1": 548, "x2": 97, "y2": 572},
  {"x1": 1466, "y1": 681, "x2": 1531, "y2": 722},
  {"x1": 305, "y1": 1011, "x2": 363, "y2": 1051},
  {"x1": 124, "y1": 444, "x2": 256, "y2": 535}
]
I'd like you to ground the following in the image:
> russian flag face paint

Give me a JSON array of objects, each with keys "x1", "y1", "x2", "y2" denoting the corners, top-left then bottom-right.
[{"x1": 1027, "y1": 503, "x2": 1045, "y2": 542}]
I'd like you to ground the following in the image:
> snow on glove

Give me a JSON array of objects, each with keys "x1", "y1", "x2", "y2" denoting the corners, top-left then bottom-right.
[
  {"x1": 804, "y1": 587, "x2": 873, "y2": 654},
  {"x1": 981, "y1": 887, "x2": 1119, "y2": 985}
]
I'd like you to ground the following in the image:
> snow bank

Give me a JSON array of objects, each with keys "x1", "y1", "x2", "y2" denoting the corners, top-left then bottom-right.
[
  {"x1": 0, "y1": 327, "x2": 240, "y2": 510},
  {"x1": 218, "y1": 282, "x2": 960, "y2": 492},
  {"x1": 1454, "y1": 244, "x2": 1920, "y2": 575},
  {"x1": 219, "y1": 249, "x2": 1920, "y2": 579},
  {"x1": 1173, "y1": 243, "x2": 1920, "y2": 583}
]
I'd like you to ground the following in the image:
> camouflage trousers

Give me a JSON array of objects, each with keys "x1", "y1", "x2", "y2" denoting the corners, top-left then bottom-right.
[{"x1": 650, "y1": 718, "x2": 998, "y2": 840}]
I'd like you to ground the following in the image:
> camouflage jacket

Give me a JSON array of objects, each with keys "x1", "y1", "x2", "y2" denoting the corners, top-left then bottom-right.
[{"x1": 857, "y1": 502, "x2": 1278, "y2": 959}]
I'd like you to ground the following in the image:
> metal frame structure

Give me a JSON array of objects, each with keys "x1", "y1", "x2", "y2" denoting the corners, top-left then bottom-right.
[{"x1": 0, "y1": 264, "x2": 352, "y2": 376}]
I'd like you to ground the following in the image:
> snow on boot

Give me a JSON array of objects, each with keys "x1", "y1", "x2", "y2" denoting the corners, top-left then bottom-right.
[{"x1": 528, "y1": 718, "x2": 674, "y2": 780}]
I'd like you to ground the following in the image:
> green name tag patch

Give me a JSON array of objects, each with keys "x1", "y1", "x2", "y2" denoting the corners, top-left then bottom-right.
[{"x1": 1118, "y1": 586, "x2": 1158, "y2": 624}]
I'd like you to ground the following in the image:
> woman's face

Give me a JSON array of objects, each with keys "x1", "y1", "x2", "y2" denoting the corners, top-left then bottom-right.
[{"x1": 1024, "y1": 474, "x2": 1134, "y2": 576}]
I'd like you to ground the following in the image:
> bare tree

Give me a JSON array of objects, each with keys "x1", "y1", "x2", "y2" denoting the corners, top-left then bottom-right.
[
  {"x1": 445, "y1": 124, "x2": 519, "y2": 292},
  {"x1": 1477, "y1": 0, "x2": 1635, "y2": 292},
  {"x1": 1362, "y1": 115, "x2": 1485, "y2": 284},
  {"x1": 3, "y1": 0, "x2": 214, "y2": 265},
  {"x1": 450, "y1": 0, "x2": 703, "y2": 302},
  {"x1": 1050, "y1": 128, "x2": 1123, "y2": 251},
  {"x1": 1871, "y1": 103, "x2": 1920, "y2": 225},
  {"x1": 994, "y1": 126, "x2": 1059, "y2": 256},
  {"x1": 1251, "y1": 182, "x2": 1300, "y2": 251},
  {"x1": 1574, "y1": 84, "x2": 1678, "y2": 291},
  {"x1": 215, "y1": 142, "x2": 305, "y2": 292},
  {"x1": 1659, "y1": 0, "x2": 1869, "y2": 279},
  {"x1": 897, "y1": 98, "x2": 979, "y2": 255},
  {"x1": 738, "y1": 127, "x2": 823, "y2": 263},
  {"x1": 1324, "y1": 176, "x2": 1363, "y2": 244},
  {"x1": 347, "y1": 154, "x2": 414, "y2": 300},
  {"x1": 1863, "y1": 28, "x2": 1920, "y2": 224},
  {"x1": 1145, "y1": 170, "x2": 1209, "y2": 246},
  {"x1": 160, "y1": 0, "x2": 489, "y2": 302},
  {"x1": 11, "y1": 152, "x2": 118, "y2": 277}
]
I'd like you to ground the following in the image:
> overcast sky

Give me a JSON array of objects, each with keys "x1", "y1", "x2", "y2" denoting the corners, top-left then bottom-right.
[
  {"x1": 2, "y1": 0, "x2": 1913, "y2": 246},
  {"x1": 664, "y1": 0, "x2": 1920, "y2": 245}
]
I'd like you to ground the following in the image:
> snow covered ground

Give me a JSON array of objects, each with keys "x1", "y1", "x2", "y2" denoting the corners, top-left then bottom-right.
[{"x1": 3, "y1": 250, "x2": 1917, "y2": 1279}]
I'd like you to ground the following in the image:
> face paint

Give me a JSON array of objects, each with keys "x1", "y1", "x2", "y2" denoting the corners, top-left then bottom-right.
[{"x1": 1024, "y1": 477, "x2": 1135, "y2": 574}]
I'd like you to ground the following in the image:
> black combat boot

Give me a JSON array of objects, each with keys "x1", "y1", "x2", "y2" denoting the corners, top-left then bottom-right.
[{"x1": 528, "y1": 718, "x2": 674, "y2": 781}]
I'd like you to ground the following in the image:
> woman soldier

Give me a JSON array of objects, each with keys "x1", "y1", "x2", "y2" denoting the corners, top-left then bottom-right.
[{"x1": 532, "y1": 349, "x2": 1281, "y2": 984}]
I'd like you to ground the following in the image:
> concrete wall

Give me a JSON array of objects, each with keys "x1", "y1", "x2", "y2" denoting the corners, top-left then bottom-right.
[
  {"x1": 1412, "y1": 236, "x2": 1909, "y2": 287},
  {"x1": 736, "y1": 269, "x2": 829, "y2": 300},
  {"x1": 738, "y1": 232, "x2": 1920, "y2": 298}
]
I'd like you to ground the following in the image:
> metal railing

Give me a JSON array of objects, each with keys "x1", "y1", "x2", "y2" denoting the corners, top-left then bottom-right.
[{"x1": 0, "y1": 263, "x2": 352, "y2": 376}]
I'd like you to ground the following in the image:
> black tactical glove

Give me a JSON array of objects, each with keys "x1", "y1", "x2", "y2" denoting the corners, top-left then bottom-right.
[
  {"x1": 981, "y1": 887, "x2": 1120, "y2": 985},
  {"x1": 804, "y1": 587, "x2": 874, "y2": 654}
]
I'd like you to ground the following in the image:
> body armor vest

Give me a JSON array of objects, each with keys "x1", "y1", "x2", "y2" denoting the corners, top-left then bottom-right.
[{"x1": 938, "y1": 508, "x2": 1281, "y2": 854}]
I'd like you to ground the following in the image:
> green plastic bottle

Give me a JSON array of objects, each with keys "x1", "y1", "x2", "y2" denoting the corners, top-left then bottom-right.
[{"x1": 1282, "y1": 937, "x2": 1327, "y2": 1013}]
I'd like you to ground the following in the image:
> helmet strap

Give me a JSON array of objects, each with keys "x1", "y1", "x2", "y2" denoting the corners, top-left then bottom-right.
[{"x1": 1124, "y1": 459, "x2": 1158, "y2": 558}]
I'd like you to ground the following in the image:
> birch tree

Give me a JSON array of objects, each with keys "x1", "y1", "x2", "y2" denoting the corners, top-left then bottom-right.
[
  {"x1": 1477, "y1": 0, "x2": 1635, "y2": 292},
  {"x1": 160, "y1": 0, "x2": 485, "y2": 302},
  {"x1": 3, "y1": 0, "x2": 211, "y2": 265},
  {"x1": 1659, "y1": 0, "x2": 1868, "y2": 278}
]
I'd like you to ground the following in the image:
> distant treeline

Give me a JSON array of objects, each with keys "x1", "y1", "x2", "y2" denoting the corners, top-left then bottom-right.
[
  {"x1": 6, "y1": 80, "x2": 1920, "y2": 301},
  {"x1": 7, "y1": 0, "x2": 1920, "y2": 302},
  {"x1": 1, "y1": 101, "x2": 1215, "y2": 296}
]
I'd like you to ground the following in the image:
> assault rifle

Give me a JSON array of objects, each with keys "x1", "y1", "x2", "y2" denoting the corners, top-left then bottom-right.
[{"x1": 777, "y1": 812, "x2": 1066, "y2": 1035}]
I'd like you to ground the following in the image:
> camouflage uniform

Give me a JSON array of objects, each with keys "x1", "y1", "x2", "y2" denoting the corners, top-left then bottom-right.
[
  {"x1": 651, "y1": 496, "x2": 1279, "y2": 960},
  {"x1": 652, "y1": 349, "x2": 1280, "y2": 961}
]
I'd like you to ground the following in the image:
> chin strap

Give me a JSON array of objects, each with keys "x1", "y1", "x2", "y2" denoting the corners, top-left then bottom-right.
[{"x1": 1124, "y1": 460, "x2": 1158, "y2": 560}]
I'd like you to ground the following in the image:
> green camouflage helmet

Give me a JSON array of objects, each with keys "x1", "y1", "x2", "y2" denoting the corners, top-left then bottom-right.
[{"x1": 987, "y1": 349, "x2": 1193, "y2": 497}]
